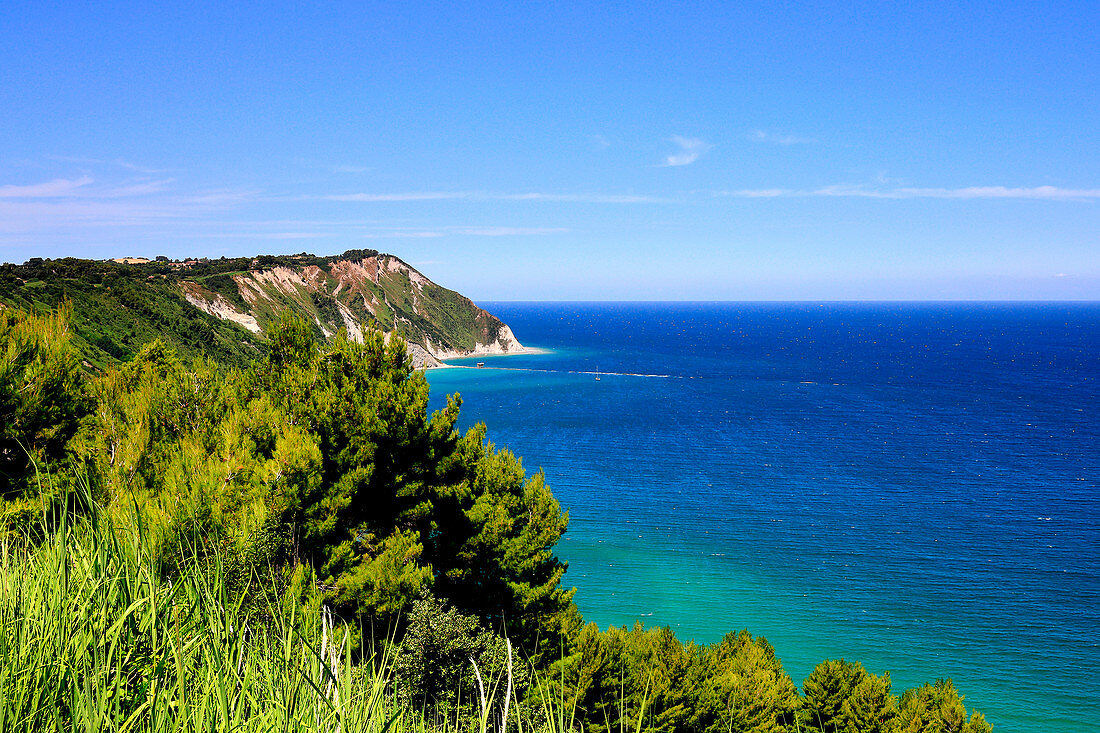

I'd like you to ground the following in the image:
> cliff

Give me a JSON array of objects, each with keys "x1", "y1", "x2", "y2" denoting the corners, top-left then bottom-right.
[{"x1": 0, "y1": 250, "x2": 523, "y2": 369}]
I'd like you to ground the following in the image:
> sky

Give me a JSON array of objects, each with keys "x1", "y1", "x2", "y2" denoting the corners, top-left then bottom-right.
[{"x1": 1, "y1": 1, "x2": 1098, "y2": 300}]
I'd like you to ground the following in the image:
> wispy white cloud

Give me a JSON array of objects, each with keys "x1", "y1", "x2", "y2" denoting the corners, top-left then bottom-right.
[
  {"x1": 714, "y1": 184, "x2": 1100, "y2": 200},
  {"x1": 197, "y1": 231, "x2": 334, "y2": 240},
  {"x1": 361, "y1": 231, "x2": 447, "y2": 239},
  {"x1": 174, "y1": 188, "x2": 261, "y2": 206},
  {"x1": 496, "y1": 192, "x2": 666, "y2": 203},
  {"x1": 0, "y1": 163, "x2": 586, "y2": 257},
  {"x1": 0, "y1": 176, "x2": 95, "y2": 198},
  {"x1": 814, "y1": 184, "x2": 1100, "y2": 200},
  {"x1": 0, "y1": 200, "x2": 192, "y2": 232},
  {"x1": 713, "y1": 188, "x2": 788, "y2": 198},
  {"x1": 0, "y1": 175, "x2": 182, "y2": 201},
  {"x1": 748, "y1": 129, "x2": 816, "y2": 145},
  {"x1": 325, "y1": 191, "x2": 668, "y2": 204},
  {"x1": 45, "y1": 156, "x2": 168, "y2": 174},
  {"x1": 899, "y1": 185, "x2": 1100, "y2": 200},
  {"x1": 0, "y1": 176, "x2": 259, "y2": 235},
  {"x1": 361, "y1": 225, "x2": 568, "y2": 239},
  {"x1": 664, "y1": 136, "x2": 710, "y2": 167},
  {"x1": 97, "y1": 179, "x2": 177, "y2": 198},
  {"x1": 328, "y1": 191, "x2": 471, "y2": 202},
  {"x1": 453, "y1": 226, "x2": 568, "y2": 236}
]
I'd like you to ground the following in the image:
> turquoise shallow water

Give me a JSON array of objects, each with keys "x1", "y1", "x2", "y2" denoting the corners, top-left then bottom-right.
[{"x1": 425, "y1": 303, "x2": 1099, "y2": 733}]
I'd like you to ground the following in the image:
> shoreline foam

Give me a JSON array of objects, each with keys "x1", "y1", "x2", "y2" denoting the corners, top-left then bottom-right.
[{"x1": 425, "y1": 345, "x2": 552, "y2": 369}]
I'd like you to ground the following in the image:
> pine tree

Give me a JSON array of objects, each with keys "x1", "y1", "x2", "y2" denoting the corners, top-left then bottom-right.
[
  {"x1": 0, "y1": 307, "x2": 89, "y2": 524},
  {"x1": 841, "y1": 669, "x2": 898, "y2": 733},
  {"x1": 897, "y1": 679, "x2": 992, "y2": 733},
  {"x1": 691, "y1": 630, "x2": 800, "y2": 733}
]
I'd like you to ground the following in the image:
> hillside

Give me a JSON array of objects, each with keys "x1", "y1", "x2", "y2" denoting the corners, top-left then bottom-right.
[{"x1": 0, "y1": 250, "x2": 523, "y2": 369}]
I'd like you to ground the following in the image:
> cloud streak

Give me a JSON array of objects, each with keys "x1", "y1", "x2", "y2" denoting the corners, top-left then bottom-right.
[
  {"x1": 362, "y1": 225, "x2": 568, "y2": 239},
  {"x1": 664, "y1": 136, "x2": 710, "y2": 167},
  {"x1": 715, "y1": 185, "x2": 1100, "y2": 200},
  {"x1": 184, "y1": 222, "x2": 568, "y2": 242},
  {"x1": 4, "y1": 156, "x2": 1097, "y2": 265},
  {"x1": 44, "y1": 156, "x2": 168, "y2": 174},
  {"x1": 0, "y1": 174, "x2": 259, "y2": 236},
  {"x1": 451, "y1": 226, "x2": 568, "y2": 236},
  {"x1": 0, "y1": 176, "x2": 95, "y2": 198},
  {"x1": 326, "y1": 191, "x2": 669, "y2": 204},
  {"x1": 0, "y1": 175, "x2": 184, "y2": 202},
  {"x1": 327, "y1": 191, "x2": 469, "y2": 202},
  {"x1": 748, "y1": 130, "x2": 816, "y2": 145}
]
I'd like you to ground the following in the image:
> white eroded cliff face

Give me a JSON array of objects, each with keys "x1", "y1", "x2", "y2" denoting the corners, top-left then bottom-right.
[
  {"x1": 176, "y1": 253, "x2": 523, "y2": 366},
  {"x1": 180, "y1": 282, "x2": 262, "y2": 333},
  {"x1": 427, "y1": 322, "x2": 525, "y2": 360}
]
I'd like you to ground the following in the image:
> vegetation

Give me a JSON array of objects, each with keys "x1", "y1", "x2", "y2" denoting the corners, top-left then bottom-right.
[
  {"x1": 0, "y1": 307, "x2": 90, "y2": 523},
  {"x1": 73, "y1": 312, "x2": 575, "y2": 655},
  {"x1": 0, "y1": 505, "x2": 527, "y2": 732},
  {"x1": 0, "y1": 307, "x2": 993, "y2": 732},
  {"x1": 0, "y1": 257, "x2": 269, "y2": 369},
  {"x1": 0, "y1": 250, "x2": 512, "y2": 371}
]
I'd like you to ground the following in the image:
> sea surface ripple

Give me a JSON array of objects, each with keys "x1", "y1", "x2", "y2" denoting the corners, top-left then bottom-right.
[{"x1": 426, "y1": 302, "x2": 1099, "y2": 733}]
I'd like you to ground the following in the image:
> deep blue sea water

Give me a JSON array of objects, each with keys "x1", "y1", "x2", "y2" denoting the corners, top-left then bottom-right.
[{"x1": 425, "y1": 303, "x2": 1099, "y2": 733}]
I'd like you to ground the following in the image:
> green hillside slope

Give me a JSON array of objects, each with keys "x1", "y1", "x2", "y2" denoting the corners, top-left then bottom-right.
[{"x1": 0, "y1": 251, "x2": 523, "y2": 369}]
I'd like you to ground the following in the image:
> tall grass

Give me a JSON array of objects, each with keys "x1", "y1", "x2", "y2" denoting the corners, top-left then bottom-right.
[{"x1": 0, "y1": 507, "x2": 563, "y2": 733}]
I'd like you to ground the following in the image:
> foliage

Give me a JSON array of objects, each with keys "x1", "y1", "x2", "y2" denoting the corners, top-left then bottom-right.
[
  {"x1": 546, "y1": 625, "x2": 804, "y2": 733},
  {"x1": 802, "y1": 659, "x2": 897, "y2": 733},
  {"x1": 0, "y1": 249, "x2": 512, "y2": 371},
  {"x1": 393, "y1": 593, "x2": 527, "y2": 719},
  {"x1": 0, "y1": 503, "x2": 419, "y2": 732},
  {"x1": 0, "y1": 258, "x2": 266, "y2": 369},
  {"x1": 61, "y1": 310, "x2": 575, "y2": 650},
  {"x1": 0, "y1": 305, "x2": 997, "y2": 733},
  {"x1": 897, "y1": 680, "x2": 992, "y2": 733},
  {"x1": 248, "y1": 317, "x2": 575, "y2": 649},
  {"x1": 430, "y1": 426, "x2": 577, "y2": 653},
  {"x1": 0, "y1": 497, "x2": 997, "y2": 733},
  {"x1": 0, "y1": 307, "x2": 90, "y2": 525},
  {"x1": 688, "y1": 630, "x2": 800, "y2": 733},
  {"x1": 548, "y1": 621, "x2": 695, "y2": 733}
]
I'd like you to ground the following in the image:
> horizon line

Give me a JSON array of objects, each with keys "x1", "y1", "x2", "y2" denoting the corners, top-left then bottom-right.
[{"x1": 474, "y1": 298, "x2": 1100, "y2": 304}]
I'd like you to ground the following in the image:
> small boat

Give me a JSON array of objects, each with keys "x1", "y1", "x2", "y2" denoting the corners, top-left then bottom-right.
[{"x1": 595, "y1": 365, "x2": 600, "y2": 381}]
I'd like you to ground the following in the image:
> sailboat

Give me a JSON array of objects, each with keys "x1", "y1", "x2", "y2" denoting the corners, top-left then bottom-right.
[{"x1": 595, "y1": 365, "x2": 600, "y2": 381}]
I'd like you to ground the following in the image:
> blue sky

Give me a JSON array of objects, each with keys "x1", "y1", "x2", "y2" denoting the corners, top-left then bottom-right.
[{"x1": 1, "y1": 1, "x2": 1097, "y2": 299}]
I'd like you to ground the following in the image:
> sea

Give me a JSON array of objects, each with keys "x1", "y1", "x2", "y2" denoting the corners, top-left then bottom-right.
[{"x1": 424, "y1": 302, "x2": 1099, "y2": 733}]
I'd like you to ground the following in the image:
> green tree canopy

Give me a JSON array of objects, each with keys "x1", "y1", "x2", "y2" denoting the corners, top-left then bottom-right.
[
  {"x1": 77, "y1": 314, "x2": 575, "y2": 650},
  {"x1": 690, "y1": 630, "x2": 800, "y2": 733},
  {"x1": 802, "y1": 659, "x2": 897, "y2": 733},
  {"x1": 897, "y1": 679, "x2": 992, "y2": 733},
  {"x1": 0, "y1": 307, "x2": 999, "y2": 733},
  {"x1": 0, "y1": 307, "x2": 90, "y2": 525}
]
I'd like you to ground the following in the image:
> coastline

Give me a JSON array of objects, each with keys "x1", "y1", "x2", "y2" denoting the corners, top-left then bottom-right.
[{"x1": 425, "y1": 345, "x2": 551, "y2": 370}]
